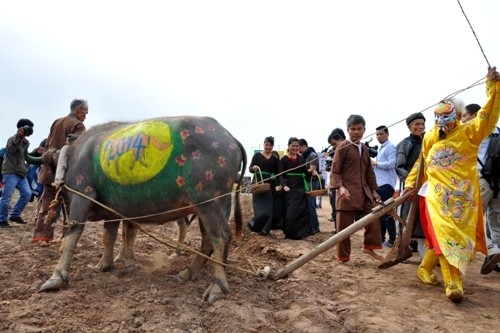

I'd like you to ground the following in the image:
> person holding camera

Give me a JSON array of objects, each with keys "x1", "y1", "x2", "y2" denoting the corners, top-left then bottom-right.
[
  {"x1": 32, "y1": 99, "x2": 87, "y2": 245},
  {"x1": 325, "y1": 128, "x2": 346, "y2": 226},
  {"x1": 299, "y1": 138, "x2": 321, "y2": 235},
  {"x1": 0, "y1": 119, "x2": 40, "y2": 228}
]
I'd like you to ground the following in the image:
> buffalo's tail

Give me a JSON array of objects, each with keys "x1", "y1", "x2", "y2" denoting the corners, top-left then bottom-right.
[{"x1": 233, "y1": 139, "x2": 247, "y2": 244}]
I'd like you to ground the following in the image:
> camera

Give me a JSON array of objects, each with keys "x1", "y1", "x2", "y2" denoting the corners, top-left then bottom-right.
[
  {"x1": 324, "y1": 148, "x2": 335, "y2": 172},
  {"x1": 23, "y1": 125, "x2": 34, "y2": 137},
  {"x1": 364, "y1": 139, "x2": 378, "y2": 158}
]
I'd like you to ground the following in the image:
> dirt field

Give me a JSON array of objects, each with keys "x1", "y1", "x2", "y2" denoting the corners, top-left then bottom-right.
[{"x1": 1, "y1": 193, "x2": 499, "y2": 333}]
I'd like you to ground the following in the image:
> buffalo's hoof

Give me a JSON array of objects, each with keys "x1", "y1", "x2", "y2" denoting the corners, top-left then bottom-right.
[
  {"x1": 202, "y1": 283, "x2": 226, "y2": 303},
  {"x1": 93, "y1": 262, "x2": 114, "y2": 273},
  {"x1": 168, "y1": 252, "x2": 181, "y2": 261},
  {"x1": 113, "y1": 257, "x2": 125, "y2": 265},
  {"x1": 119, "y1": 265, "x2": 135, "y2": 276},
  {"x1": 39, "y1": 278, "x2": 65, "y2": 292},
  {"x1": 176, "y1": 268, "x2": 191, "y2": 282}
]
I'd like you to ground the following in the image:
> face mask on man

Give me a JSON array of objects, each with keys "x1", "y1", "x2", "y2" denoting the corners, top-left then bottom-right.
[{"x1": 434, "y1": 101, "x2": 457, "y2": 133}]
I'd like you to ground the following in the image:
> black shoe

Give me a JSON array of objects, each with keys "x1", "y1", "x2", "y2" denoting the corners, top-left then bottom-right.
[
  {"x1": 0, "y1": 220, "x2": 11, "y2": 228},
  {"x1": 480, "y1": 253, "x2": 500, "y2": 274},
  {"x1": 247, "y1": 222, "x2": 256, "y2": 232},
  {"x1": 409, "y1": 239, "x2": 418, "y2": 252},
  {"x1": 494, "y1": 264, "x2": 500, "y2": 273},
  {"x1": 9, "y1": 216, "x2": 27, "y2": 224}
]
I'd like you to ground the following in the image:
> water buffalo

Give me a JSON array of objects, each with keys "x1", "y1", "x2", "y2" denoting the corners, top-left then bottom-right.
[{"x1": 39, "y1": 116, "x2": 246, "y2": 303}]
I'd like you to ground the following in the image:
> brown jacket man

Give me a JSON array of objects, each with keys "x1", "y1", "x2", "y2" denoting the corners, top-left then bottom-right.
[
  {"x1": 33, "y1": 99, "x2": 88, "y2": 246},
  {"x1": 330, "y1": 114, "x2": 382, "y2": 262}
]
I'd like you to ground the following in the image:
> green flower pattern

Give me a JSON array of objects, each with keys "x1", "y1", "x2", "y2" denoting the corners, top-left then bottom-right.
[{"x1": 442, "y1": 237, "x2": 475, "y2": 264}]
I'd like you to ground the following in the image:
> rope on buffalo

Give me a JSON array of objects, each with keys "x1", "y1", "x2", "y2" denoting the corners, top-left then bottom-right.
[
  {"x1": 52, "y1": 184, "x2": 259, "y2": 277},
  {"x1": 244, "y1": 73, "x2": 487, "y2": 189}
]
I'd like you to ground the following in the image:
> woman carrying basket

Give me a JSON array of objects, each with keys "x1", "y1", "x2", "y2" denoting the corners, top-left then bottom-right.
[
  {"x1": 279, "y1": 137, "x2": 311, "y2": 239},
  {"x1": 247, "y1": 136, "x2": 281, "y2": 236}
]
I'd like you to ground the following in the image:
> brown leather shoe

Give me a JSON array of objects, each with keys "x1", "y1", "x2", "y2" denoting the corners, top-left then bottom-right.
[{"x1": 480, "y1": 253, "x2": 500, "y2": 274}]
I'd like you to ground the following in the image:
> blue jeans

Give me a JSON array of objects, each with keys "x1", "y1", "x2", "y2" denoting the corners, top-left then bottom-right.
[
  {"x1": 0, "y1": 173, "x2": 31, "y2": 221},
  {"x1": 376, "y1": 184, "x2": 396, "y2": 242}
]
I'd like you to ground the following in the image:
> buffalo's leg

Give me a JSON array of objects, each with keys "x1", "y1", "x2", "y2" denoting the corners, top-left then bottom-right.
[
  {"x1": 94, "y1": 220, "x2": 120, "y2": 272},
  {"x1": 170, "y1": 217, "x2": 190, "y2": 257},
  {"x1": 193, "y1": 200, "x2": 232, "y2": 303},
  {"x1": 39, "y1": 195, "x2": 93, "y2": 292},
  {"x1": 177, "y1": 217, "x2": 213, "y2": 281},
  {"x1": 114, "y1": 221, "x2": 138, "y2": 274}
]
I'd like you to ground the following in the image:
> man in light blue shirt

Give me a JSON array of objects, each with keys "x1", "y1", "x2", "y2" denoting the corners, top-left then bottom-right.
[{"x1": 372, "y1": 125, "x2": 398, "y2": 247}]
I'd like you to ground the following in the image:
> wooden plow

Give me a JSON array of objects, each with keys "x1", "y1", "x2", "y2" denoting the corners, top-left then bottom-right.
[
  {"x1": 276, "y1": 192, "x2": 413, "y2": 279},
  {"x1": 276, "y1": 155, "x2": 425, "y2": 279}
]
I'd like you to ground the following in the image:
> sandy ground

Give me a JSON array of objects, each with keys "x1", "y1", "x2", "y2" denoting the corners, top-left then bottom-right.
[{"x1": 1, "y1": 193, "x2": 499, "y2": 333}]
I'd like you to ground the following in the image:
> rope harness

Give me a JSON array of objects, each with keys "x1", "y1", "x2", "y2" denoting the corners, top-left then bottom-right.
[{"x1": 43, "y1": 184, "x2": 258, "y2": 276}]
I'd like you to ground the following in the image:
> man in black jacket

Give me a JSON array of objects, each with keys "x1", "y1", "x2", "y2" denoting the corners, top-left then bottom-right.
[
  {"x1": 0, "y1": 119, "x2": 40, "y2": 227},
  {"x1": 395, "y1": 112, "x2": 426, "y2": 260}
]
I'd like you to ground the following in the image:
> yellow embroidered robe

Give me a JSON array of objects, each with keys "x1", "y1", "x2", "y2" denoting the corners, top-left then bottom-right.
[{"x1": 406, "y1": 78, "x2": 500, "y2": 274}]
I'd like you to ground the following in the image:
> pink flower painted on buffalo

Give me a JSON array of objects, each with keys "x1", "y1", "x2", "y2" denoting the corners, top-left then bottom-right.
[
  {"x1": 207, "y1": 125, "x2": 216, "y2": 132},
  {"x1": 218, "y1": 156, "x2": 226, "y2": 167},
  {"x1": 192, "y1": 150, "x2": 202, "y2": 160},
  {"x1": 76, "y1": 174, "x2": 85, "y2": 185},
  {"x1": 176, "y1": 176, "x2": 185, "y2": 188},
  {"x1": 206, "y1": 170, "x2": 214, "y2": 181},
  {"x1": 211, "y1": 141, "x2": 220, "y2": 149},
  {"x1": 229, "y1": 143, "x2": 237, "y2": 150},
  {"x1": 195, "y1": 127, "x2": 205, "y2": 134},
  {"x1": 180, "y1": 129, "x2": 190, "y2": 140},
  {"x1": 175, "y1": 154, "x2": 187, "y2": 166},
  {"x1": 196, "y1": 182, "x2": 204, "y2": 191}
]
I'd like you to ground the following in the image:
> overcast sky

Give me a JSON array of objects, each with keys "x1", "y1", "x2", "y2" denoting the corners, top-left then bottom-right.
[{"x1": 1, "y1": 0, "x2": 499, "y2": 157}]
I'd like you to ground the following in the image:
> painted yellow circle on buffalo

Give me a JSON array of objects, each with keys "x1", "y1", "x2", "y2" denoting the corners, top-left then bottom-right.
[{"x1": 99, "y1": 121, "x2": 173, "y2": 185}]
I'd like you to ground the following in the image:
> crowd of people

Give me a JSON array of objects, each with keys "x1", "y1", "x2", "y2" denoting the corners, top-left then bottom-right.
[
  {"x1": 0, "y1": 99, "x2": 88, "y2": 249},
  {"x1": 245, "y1": 66, "x2": 500, "y2": 303},
  {"x1": 2, "y1": 67, "x2": 499, "y2": 304}
]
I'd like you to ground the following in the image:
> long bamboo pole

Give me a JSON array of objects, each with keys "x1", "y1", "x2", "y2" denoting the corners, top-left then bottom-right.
[{"x1": 276, "y1": 192, "x2": 412, "y2": 279}]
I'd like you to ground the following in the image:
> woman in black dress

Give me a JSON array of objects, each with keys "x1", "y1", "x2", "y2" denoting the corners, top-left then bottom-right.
[
  {"x1": 279, "y1": 137, "x2": 311, "y2": 239},
  {"x1": 247, "y1": 136, "x2": 280, "y2": 235}
]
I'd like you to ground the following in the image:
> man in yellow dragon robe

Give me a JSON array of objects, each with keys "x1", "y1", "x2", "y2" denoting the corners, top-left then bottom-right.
[{"x1": 404, "y1": 66, "x2": 500, "y2": 302}]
